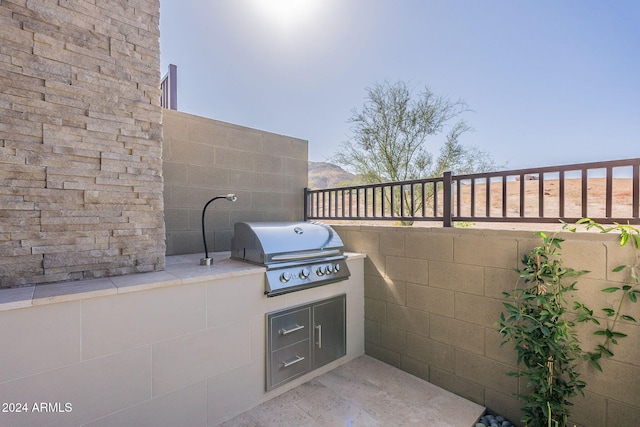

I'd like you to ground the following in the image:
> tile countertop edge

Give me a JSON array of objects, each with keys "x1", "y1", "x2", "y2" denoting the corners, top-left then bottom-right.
[{"x1": 0, "y1": 252, "x2": 366, "y2": 311}]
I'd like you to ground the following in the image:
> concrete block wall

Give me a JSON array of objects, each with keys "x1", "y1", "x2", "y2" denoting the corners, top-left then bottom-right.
[
  {"x1": 162, "y1": 109, "x2": 308, "y2": 255},
  {"x1": 335, "y1": 225, "x2": 640, "y2": 427},
  {"x1": 0, "y1": 0, "x2": 165, "y2": 288}
]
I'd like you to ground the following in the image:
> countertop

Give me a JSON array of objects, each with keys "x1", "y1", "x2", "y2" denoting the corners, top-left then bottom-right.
[{"x1": 0, "y1": 252, "x2": 365, "y2": 312}]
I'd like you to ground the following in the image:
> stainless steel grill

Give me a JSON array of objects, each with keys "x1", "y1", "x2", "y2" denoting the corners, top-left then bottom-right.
[{"x1": 231, "y1": 221, "x2": 350, "y2": 296}]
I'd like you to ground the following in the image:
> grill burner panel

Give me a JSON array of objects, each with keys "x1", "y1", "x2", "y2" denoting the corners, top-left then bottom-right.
[
  {"x1": 265, "y1": 258, "x2": 350, "y2": 296},
  {"x1": 231, "y1": 222, "x2": 350, "y2": 296}
]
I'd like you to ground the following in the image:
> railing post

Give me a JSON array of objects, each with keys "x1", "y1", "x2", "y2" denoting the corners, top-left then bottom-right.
[
  {"x1": 161, "y1": 64, "x2": 178, "y2": 110},
  {"x1": 303, "y1": 187, "x2": 310, "y2": 221},
  {"x1": 168, "y1": 64, "x2": 177, "y2": 110},
  {"x1": 443, "y1": 171, "x2": 452, "y2": 227}
]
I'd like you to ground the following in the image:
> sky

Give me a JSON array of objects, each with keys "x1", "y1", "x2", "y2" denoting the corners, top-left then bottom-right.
[{"x1": 160, "y1": 0, "x2": 640, "y2": 172}]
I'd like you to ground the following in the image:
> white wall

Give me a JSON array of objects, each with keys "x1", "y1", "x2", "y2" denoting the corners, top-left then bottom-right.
[{"x1": 0, "y1": 254, "x2": 364, "y2": 426}]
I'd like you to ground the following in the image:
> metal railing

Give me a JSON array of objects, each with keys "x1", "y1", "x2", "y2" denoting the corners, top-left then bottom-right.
[
  {"x1": 304, "y1": 158, "x2": 640, "y2": 226},
  {"x1": 160, "y1": 64, "x2": 177, "y2": 110}
]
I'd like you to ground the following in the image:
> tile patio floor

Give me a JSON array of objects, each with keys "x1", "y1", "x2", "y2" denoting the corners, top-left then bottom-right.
[{"x1": 218, "y1": 355, "x2": 485, "y2": 427}]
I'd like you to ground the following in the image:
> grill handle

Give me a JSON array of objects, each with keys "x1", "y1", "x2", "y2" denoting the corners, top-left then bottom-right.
[
  {"x1": 271, "y1": 249, "x2": 341, "y2": 261},
  {"x1": 315, "y1": 324, "x2": 322, "y2": 349}
]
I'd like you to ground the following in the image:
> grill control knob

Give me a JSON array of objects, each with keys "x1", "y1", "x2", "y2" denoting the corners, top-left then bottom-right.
[
  {"x1": 325, "y1": 265, "x2": 333, "y2": 275},
  {"x1": 333, "y1": 263, "x2": 340, "y2": 274},
  {"x1": 280, "y1": 272, "x2": 292, "y2": 283},
  {"x1": 300, "y1": 267, "x2": 311, "y2": 279},
  {"x1": 316, "y1": 267, "x2": 324, "y2": 276}
]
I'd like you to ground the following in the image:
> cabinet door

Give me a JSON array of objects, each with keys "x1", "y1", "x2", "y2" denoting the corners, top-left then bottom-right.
[{"x1": 312, "y1": 294, "x2": 346, "y2": 368}]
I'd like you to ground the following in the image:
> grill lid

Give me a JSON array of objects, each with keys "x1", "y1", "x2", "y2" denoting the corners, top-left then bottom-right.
[{"x1": 231, "y1": 221, "x2": 345, "y2": 265}]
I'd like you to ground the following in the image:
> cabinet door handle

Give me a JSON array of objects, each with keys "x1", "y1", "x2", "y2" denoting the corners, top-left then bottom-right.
[
  {"x1": 282, "y1": 355, "x2": 305, "y2": 368},
  {"x1": 315, "y1": 324, "x2": 322, "y2": 349},
  {"x1": 279, "y1": 324, "x2": 304, "y2": 335}
]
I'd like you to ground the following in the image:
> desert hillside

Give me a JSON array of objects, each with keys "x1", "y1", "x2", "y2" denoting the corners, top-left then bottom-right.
[{"x1": 308, "y1": 161, "x2": 355, "y2": 189}]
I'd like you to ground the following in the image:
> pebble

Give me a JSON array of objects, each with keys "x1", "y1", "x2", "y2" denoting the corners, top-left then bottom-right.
[{"x1": 476, "y1": 413, "x2": 515, "y2": 427}]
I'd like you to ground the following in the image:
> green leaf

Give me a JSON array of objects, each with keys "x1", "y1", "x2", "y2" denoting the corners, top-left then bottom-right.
[
  {"x1": 602, "y1": 287, "x2": 621, "y2": 293},
  {"x1": 602, "y1": 308, "x2": 616, "y2": 317},
  {"x1": 597, "y1": 345, "x2": 614, "y2": 357},
  {"x1": 620, "y1": 233, "x2": 629, "y2": 246},
  {"x1": 612, "y1": 331, "x2": 628, "y2": 338},
  {"x1": 629, "y1": 292, "x2": 638, "y2": 303},
  {"x1": 612, "y1": 265, "x2": 626, "y2": 273},
  {"x1": 593, "y1": 330, "x2": 606, "y2": 336},
  {"x1": 503, "y1": 303, "x2": 519, "y2": 315},
  {"x1": 621, "y1": 314, "x2": 637, "y2": 322}
]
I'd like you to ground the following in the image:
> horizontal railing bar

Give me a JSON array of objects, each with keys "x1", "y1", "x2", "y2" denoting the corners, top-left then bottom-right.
[
  {"x1": 305, "y1": 216, "x2": 445, "y2": 222},
  {"x1": 315, "y1": 177, "x2": 443, "y2": 192},
  {"x1": 304, "y1": 215, "x2": 640, "y2": 224}
]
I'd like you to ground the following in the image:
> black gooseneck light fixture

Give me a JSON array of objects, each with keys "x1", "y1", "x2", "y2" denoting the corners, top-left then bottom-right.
[{"x1": 200, "y1": 194, "x2": 237, "y2": 266}]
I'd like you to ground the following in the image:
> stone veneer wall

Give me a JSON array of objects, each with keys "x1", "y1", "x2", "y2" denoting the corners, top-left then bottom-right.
[
  {"x1": 335, "y1": 225, "x2": 640, "y2": 427},
  {"x1": 0, "y1": 0, "x2": 165, "y2": 288},
  {"x1": 162, "y1": 109, "x2": 308, "y2": 255}
]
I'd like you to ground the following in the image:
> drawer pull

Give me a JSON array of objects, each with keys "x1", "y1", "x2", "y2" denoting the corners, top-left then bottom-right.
[
  {"x1": 282, "y1": 355, "x2": 305, "y2": 368},
  {"x1": 315, "y1": 324, "x2": 322, "y2": 349},
  {"x1": 280, "y1": 324, "x2": 304, "y2": 336}
]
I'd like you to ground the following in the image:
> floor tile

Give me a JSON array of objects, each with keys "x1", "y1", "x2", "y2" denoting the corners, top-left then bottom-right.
[{"x1": 218, "y1": 355, "x2": 485, "y2": 427}]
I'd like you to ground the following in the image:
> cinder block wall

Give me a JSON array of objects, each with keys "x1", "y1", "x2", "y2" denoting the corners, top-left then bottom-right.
[
  {"x1": 0, "y1": 0, "x2": 165, "y2": 288},
  {"x1": 162, "y1": 110, "x2": 308, "y2": 255},
  {"x1": 335, "y1": 225, "x2": 640, "y2": 427}
]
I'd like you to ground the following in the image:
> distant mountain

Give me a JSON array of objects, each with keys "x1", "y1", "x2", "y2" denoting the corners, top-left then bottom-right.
[{"x1": 308, "y1": 161, "x2": 356, "y2": 189}]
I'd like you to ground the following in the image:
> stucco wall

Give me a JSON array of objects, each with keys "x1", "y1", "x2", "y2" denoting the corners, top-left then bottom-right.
[
  {"x1": 0, "y1": 0, "x2": 165, "y2": 288},
  {"x1": 162, "y1": 109, "x2": 308, "y2": 255},
  {"x1": 335, "y1": 225, "x2": 640, "y2": 427},
  {"x1": 0, "y1": 255, "x2": 364, "y2": 427}
]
